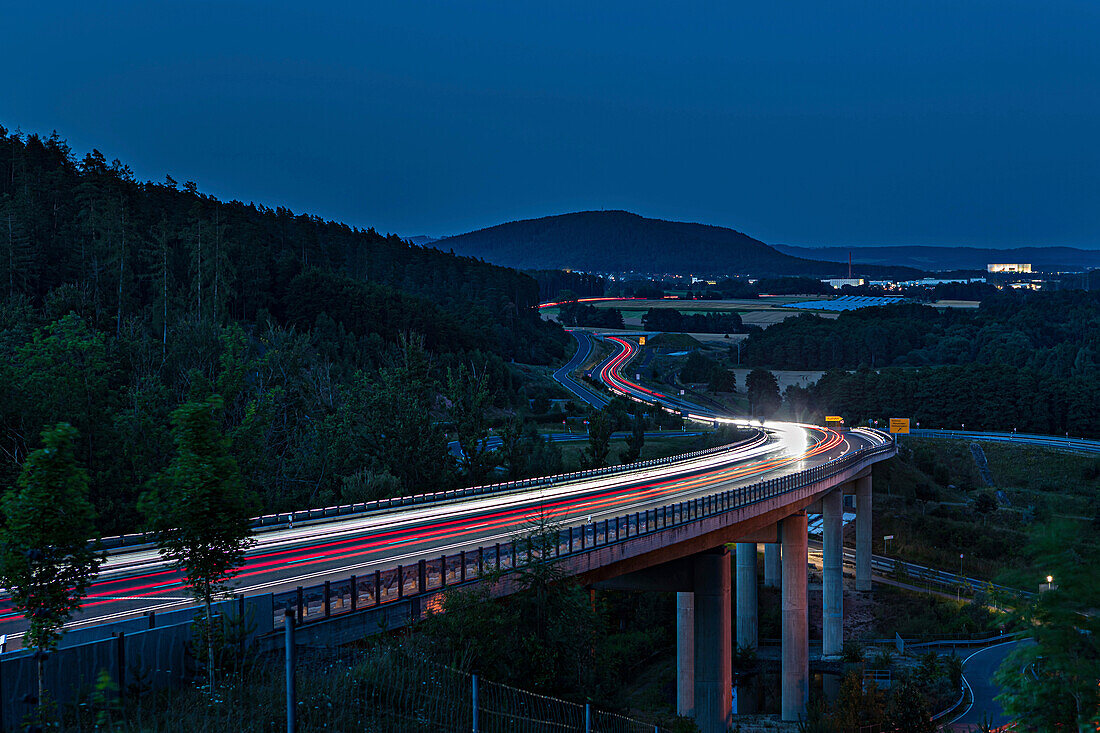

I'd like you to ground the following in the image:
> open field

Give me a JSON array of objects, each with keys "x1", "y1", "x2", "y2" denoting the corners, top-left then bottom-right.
[
  {"x1": 585, "y1": 297, "x2": 830, "y2": 311},
  {"x1": 543, "y1": 298, "x2": 842, "y2": 329}
]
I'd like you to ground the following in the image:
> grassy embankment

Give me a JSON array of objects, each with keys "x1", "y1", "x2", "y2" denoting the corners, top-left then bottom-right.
[{"x1": 873, "y1": 437, "x2": 1100, "y2": 588}]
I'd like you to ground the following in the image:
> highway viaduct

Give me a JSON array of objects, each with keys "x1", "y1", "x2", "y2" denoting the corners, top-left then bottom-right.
[
  {"x1": 0, "y1": 326, "x2": 894, "y2": 732},
  {"x1": 349, "y1": 427, "x2": 893, "y2": 732},
  {"x1": 568, "y1": 448, "x2": 886, "y2": 730},
  {"x1": 549, "y1": 329, "x2": 893, "y2": 730},
  {"x1": 258, "y1": 425, "x2": 892, "y2": 733}
]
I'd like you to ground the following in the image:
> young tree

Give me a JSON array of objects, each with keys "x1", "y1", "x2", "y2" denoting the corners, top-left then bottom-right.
[
  {"x1": 581, "y1": 409, "x2": 614, "y2": 469},
  {"x1": 746, "y1": 368, "x2": 782, "y2": 418},
  {"x1": 499, "y1": 416, "x2": 533, "y2": 480},
  {"x1": 446, "y1": 362, "x2": 496, "y2": 486},
  {"x1": 884, "y1": 676, "x2": 937, "y2": 733},
  {"x1": 708, "y1": 366, "x2": 736, "y2": 393},
  {"x1": 139, "y1": 395, "x2": 259, "y2": 692},
  {"x1": 0, "y1": 423, "x2": 104, "y2": 707},
  {"x1": 363, "y1": 334, "x2": 456, "y2": 493},
  {"x1": 619, "y1": 412, "x2": 646, "y2": 464}
]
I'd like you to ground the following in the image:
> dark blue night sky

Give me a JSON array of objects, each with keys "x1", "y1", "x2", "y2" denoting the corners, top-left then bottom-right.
[{"x1": 4, "y1": 1, "x2": 1098, "y2": 247}]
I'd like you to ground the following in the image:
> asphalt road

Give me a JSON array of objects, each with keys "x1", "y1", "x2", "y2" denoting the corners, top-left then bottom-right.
[
  {"x1": 596, "y1": 335, "x2": 719, "y2": 416},
  {"x1": 0, "y1": 421, "x2": 871, "y2": 649},
  {"x1": 553, "y1": 330, "x2": 610, "y2": 408},
  {"x1": 950, "y1": 639, "x2": 1027, "y2": 730}
]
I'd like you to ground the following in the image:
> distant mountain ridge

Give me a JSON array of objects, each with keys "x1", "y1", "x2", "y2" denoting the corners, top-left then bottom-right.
[
  {"x1": 438, "y1": 211, "x2": 920, "y2": 278},
  {"x1": 775, "y1": 244, "x2": 1100, "y2": 272}
]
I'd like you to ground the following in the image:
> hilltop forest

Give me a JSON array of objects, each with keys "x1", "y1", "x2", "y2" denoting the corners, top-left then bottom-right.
[{"x1": 0, "y1": 127, "x2": 568, "y2": 534}]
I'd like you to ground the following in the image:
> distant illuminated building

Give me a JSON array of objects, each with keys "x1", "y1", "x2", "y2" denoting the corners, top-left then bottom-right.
[
  {"x1": 822, "y1": 278, "x2": 864, "y2": 288},
  {"x1": 987, "y1": 263, "x2": 1032, "y2": 273}
]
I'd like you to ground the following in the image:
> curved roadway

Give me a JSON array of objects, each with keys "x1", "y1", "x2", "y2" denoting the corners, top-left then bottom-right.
[
  {"x1": 0, "y1": 330, "x2": 882, "y2": 651},
  {"x1": 553, "y1": 329, "x2": 611, "y2": 408}
]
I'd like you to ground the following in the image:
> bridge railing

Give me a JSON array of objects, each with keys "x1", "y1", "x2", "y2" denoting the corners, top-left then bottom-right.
[
  {"x1": 98, "y1": 429, "x2": 769, "y2": 551},
  {"x1": 270, "y1": 437, "x2": 898, "y2": 630}
]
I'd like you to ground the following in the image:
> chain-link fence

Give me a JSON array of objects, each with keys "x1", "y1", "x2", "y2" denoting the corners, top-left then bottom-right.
[{"x1": 47, "y1": 634, "x2": 667, "y2": 733}]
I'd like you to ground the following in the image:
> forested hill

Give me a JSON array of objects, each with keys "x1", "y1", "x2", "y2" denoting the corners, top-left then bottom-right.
[
  {"x1": 0, "y1": 128, "x2": 558, "y2": 364},
  {"x1": 438, "y1": 210, "x2": 921, "y2": 278},
  {"x1": 0, "y1": 127, "x2": 567, "y2": 534}
]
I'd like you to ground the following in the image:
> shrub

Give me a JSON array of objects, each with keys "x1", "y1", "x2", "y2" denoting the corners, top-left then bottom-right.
[{"x1": 842, "y1": 640, "x2": 864, "y2": 663}]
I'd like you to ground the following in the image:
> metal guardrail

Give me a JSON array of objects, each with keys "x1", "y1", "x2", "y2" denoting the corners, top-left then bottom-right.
[
  {"x1": 857, "y1": 549, "x2": 1034, "y2": 600},
  {"x1": 98, "y1": 429, "x2": 769, "y2": 551},
  {"x1": 909, "y1": 428, "x2": 1100, "y2": 454},
  {"x1": 269, "y1": 435, "x2": 897, "y2": 631}
]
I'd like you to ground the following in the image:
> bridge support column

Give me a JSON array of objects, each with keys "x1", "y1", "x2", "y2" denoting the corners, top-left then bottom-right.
[
  {"x1": 822, "y1": 489, "x2": 843, "y2": 658},
  {"x1": 856, "y1": 475, "x2": 872, "y2": 592},
  {"x1": 693, "y1": 548, "x2": 732, "y2": 733},
  {"x1": 781, "y1": 512, "x2": 808, "y2": 722},
  {"x1": 676, "y1": 592, "x2": 694, "y2": 717},
  {"x1": 735, "y1": 543, "x2": 758, "y2": 651},
  {"x1": 763, "y1": 543, "x2": 780, "y2": 588}
]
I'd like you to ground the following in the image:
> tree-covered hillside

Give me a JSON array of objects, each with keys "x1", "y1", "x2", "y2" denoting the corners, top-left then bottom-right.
[
  {"x1": 752, "y1": 292, "x2": 1100, "y2": 436},
  {"x1": 744, "y1": 292, "x2": 1100, "y2": 375},
  {"x1": 0, "y1": 127, "x2": 568, "y2": 534}
]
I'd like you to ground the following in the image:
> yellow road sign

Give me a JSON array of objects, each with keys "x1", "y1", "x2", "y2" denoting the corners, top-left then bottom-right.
[
  {"x1": 889, "y1": 418, "x2": 910, "y2": 434},
  {"x1": 825, "y1": 415, "x2": 844, "y2": 423},
  {"x1": 638, "y1": 336, "x2": 647, "y2": 345}
]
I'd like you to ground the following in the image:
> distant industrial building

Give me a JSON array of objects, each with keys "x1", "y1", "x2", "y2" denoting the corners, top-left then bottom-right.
[
  {"x1": 897, "y1": 276, "x2": 986, "y2": 287},
  {"x1": 987, "y1": 263, "x2": 1032, "y2": 273},
  {"x1": 822, "y1": 277, "x2": 864, "y2": 288}
]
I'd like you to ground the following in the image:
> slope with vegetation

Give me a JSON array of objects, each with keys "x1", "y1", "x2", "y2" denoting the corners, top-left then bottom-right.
[{"x1": 0, "y1": 127, "x2": 568, "y2": 534}]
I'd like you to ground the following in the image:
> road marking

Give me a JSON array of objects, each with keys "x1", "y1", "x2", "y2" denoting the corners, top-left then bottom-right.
[{"x1": 948, "y1": 639, "x2": 1021, "y2": 726}]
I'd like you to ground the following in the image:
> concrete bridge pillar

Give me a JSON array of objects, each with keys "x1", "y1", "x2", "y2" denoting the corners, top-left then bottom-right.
[
  {"x1": 763, "y1": 543, "x2": 781, "y2": 588},
  {"x1": 822, "y1": 488, "x2": 844, "y2": 658},
  {"x1": 781, "y1": 511, "x2": 809, "y2": 722},
  {"x1": 693, "y1": 548, "x2": 732, "y2": 733},
  {"x1": 856, "y1": 474, "x2": 873, "y2": 592},
  {"x1": 676, "y1": 592, "x2": 694, "y2": 717},
  {"x1": 735, "y1": 543, "x2": 758, "y2": 651}
]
